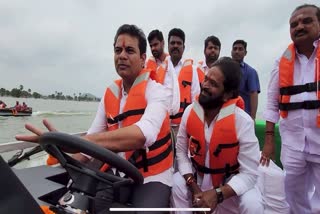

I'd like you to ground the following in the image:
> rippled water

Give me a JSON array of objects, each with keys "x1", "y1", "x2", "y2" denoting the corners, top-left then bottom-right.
[{"x1": 0, "y1": 97, "x2": 99, "y2": 143}]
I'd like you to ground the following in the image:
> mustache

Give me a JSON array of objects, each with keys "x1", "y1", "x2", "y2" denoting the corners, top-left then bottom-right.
[
  {"x1": 201, "y1": 87, "x2": 212, "y2": 96},
  {"x1": 171, "y1": 48, "x2": 180, "y2": 53},
  {"x1": 295, "y1": 29, "x2": 307, "y2": 37}
]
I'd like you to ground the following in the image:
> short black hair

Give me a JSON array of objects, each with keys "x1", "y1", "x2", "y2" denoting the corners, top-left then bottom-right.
[
  {"x1": 211, "y1": 57, "x2": 241, "y2": 98},
  {"x1": 113, "y1": 24, "x2": 147, "y2": 55},
  {"x1": 168, "y1": 28, "x2": 185, "y2": 44},
  {"x1": 204, "y1": 35, "x2": 221, "y2": 50},
  {"x1": 147, "y1": 29, "x2": 164, "y2": 43},
  {"x1": 293, "y1": 4, "x2": 320, "y2": 21},
  {"x1": 232, "y1": 40, "x2": 247, "y2": 50}
]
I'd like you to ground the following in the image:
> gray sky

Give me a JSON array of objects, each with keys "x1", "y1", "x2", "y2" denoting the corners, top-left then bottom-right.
[{"x1": 1, "y1": 0, "x2": 319, "y2": 112}]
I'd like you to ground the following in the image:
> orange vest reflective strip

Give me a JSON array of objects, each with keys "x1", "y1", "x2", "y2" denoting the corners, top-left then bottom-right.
[
  {"x1": 101, "y1": 69, "x2": 173, "y2": 177},
  {"x1": 279, "y1": 43, "x2": 320, "y2": 127},
  {"x1": 197, "y1": 60, "x2": 205, "y2": 83},
  {"x1": 186, "y1": 97, "x2": 242, "y2": 188},
  {"x1": 171, "y1": 59, "x2": 194, "y2": 124}
]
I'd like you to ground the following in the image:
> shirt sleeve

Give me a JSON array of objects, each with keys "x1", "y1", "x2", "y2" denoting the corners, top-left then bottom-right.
[
  {"x1": 176, "y1": 104, "x2": 194, "y2": 175},
  {"x1": 135, "y1": 79, "x2": 170, "y2": 148},
  {"x1": 263, "y1": 58, "x2": 281, "y2": 123},
  {"x1": 247, "y1": 67, "x2": 261, "y2": 93},
  {"x1": 191, "y1": 65, "x2": 201, "y2": 101},
  {"x1": 226, "y1": 107, "x2": 260, "y2": 196},
  {"x1": 87, "y1": 92, "x2": 107, "y2": 134}
]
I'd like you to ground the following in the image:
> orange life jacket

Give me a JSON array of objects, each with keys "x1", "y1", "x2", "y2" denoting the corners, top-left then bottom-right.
[
  {"x1": 186, "y1": 97, "x2": 244, "y2": 188},
  {"x1": 145, "y1": 54, "x2": 169, "y2": 71},
  {"x1": 145, "y1": 56, "x2": 158, "y2": 73},
  {"x1": 146, "y1": 55, "x2": 170, "y2": 84},
  {"x1": 279, "y1": 43, "x2": 320, "y2": 127},
  {"x1": 197, "y1": 61, "x2": 205, "y2": 83},
  {"x1": 171, "y1": 59, "x2": 194, "y2": 124},
  {"x1": 154, "y1": 59, "x2": 169, "y2": 85},
  {"x1": 101, "y1": 68, "x2": 173, "y2": 178}
]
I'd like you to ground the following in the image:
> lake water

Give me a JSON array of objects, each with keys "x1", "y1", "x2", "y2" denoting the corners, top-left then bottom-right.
[{"x1": 0, "y1": 97, "x2": 99, "y2": 143}]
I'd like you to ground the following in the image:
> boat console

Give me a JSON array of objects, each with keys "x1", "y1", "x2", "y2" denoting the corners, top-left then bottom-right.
[{"x1": 0, "y1": 132, "x2": 144, "y2": 214}]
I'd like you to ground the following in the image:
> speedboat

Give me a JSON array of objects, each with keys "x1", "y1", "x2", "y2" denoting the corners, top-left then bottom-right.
[
  {"x1": 0, "y1": 120, "x2": 285, "y2": 214},
  {"x1": 0, "y1": 108, "x2": 33, "y2": 117}
]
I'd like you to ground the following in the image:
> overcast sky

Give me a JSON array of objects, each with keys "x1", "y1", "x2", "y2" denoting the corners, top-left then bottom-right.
[{"x1": 1, "y1": 0, "x2": 319, "y2": 112}]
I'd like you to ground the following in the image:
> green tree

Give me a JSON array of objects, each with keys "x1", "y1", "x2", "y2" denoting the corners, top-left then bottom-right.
[{"x1": 32, "y1": 92, "x2": 41, "y2": 99}]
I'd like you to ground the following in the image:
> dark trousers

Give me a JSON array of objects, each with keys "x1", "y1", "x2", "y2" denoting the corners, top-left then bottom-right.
[{"x1": 95, "y1": 181, "x2": 171, "y2": 214}]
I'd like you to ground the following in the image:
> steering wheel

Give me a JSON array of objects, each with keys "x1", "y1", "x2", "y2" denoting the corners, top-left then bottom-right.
[{"x1": 39, "y1": 132, "x2": 144, "y2": 191}]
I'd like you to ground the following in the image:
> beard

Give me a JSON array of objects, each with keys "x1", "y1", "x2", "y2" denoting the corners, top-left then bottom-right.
[
  {"x1": 198, "y1": 90, "x2": 224, "y2": 110},
  {"x1": 152, "y1": 51, "x2": 160, "y2": 58}
]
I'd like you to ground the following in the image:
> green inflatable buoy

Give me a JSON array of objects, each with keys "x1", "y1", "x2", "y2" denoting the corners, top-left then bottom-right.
[{"x1": 255, "y1": 120, "x2": 282, "y2": 168}]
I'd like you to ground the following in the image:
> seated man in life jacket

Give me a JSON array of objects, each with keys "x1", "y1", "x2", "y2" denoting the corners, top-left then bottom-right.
[
  {"x1": 171, "y1": 57, "x2": 289, "y2": 214},
  {"x1": 0, "y1": 100, "x2": 6, "y2": 109},
  {"x1": 16, "y1": 24, "x2": 173, "y2": 214},
  {"x1": 14, "y1": 101, "x2": 22, "y2": 111}
]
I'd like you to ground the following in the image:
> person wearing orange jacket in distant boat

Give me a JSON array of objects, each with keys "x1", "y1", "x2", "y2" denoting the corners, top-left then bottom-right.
[
  {"x1": 0, "y1": 100, "x2": 7, "y2": 109},
  {"x1": 14, "y1": 101, "x2": 22, "y2": 111},
  {"x1": 21, "y1": 102, "x2": 28, "y2": 111}
]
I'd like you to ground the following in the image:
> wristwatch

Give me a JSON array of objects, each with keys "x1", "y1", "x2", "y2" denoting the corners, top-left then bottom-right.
[{"x1": 215, "y1": 187, "x2": 224, "y2": 204}]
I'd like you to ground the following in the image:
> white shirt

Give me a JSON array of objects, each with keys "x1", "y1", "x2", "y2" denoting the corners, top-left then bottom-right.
[
  {"x1": 199, "y1": 60, "x2": 210, "y2": 75},
  {"x1": 263, "y1": 39, "x2": 320, "y2": 154},
  {"x1": 176, "y1": 104, "x2": 260, "y2": 196},
  {"x1": 145, "y1": 55, "x2": 180, "y2": 116},
  {"x1": 87, "y1": 79, "x2": 173, "y2": 186},
  {"x1": 163, "y1": 56, "x2": 180, "y2": 116},
  {"x1": 171, "y1": 57, "x2": 201, "y2": 102}
]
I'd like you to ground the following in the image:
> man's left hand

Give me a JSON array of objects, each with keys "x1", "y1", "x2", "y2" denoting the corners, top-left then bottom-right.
[{"x1": 193, "y1": 188, "x2": 218, "y2": 211}]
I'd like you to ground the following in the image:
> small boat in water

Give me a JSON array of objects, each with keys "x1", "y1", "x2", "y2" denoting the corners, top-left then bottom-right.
[{"x1": 0, "y1": 108, "x2": 32, "y2": 117}]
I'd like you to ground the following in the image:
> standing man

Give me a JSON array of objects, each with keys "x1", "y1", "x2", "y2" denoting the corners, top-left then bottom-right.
[
  {"x1": 197, "y1": 35, "x2": 221, "y2": 83},
  {"x1": 172, "y1": 57, "x2": 263, "y2": 213},
  {"x1": 231, "y1": 40, "x2": 260, "y2": 119},
  {"x1": 168, "y1": 28, "x2": 200, "y2": 136},
  {"x1": 16, "y1": 24, "x2": 173, "y2": 213},
  {"x1": 262, "y1": 4, "x2": 320, "y2": 214},
  {"x1": 146, "y1": 29, "x2": 169, "y2": 71},
  {"x1": 146, "y1": 29, "x2": 180, "y2": 117}
]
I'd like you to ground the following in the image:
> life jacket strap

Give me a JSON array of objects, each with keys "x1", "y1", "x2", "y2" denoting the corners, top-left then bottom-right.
[
  {"x1": 213, "y1": 142, "x2": 239, "y2": 157},
  {"x1": 280, "y1": 81, "x2": 320, "y2": 95},
  {"x1": 128, "y1": 133, "x2": 172, "y2": 172},
  {"x1": 279, "y1": 100, "x2": 320, "y2": 111},
  {"x1": 191, "y1": 159, "x2": 239, "y2": 175},
  {"x1": 107, "y1": 109, "x2": 145, "y2": 124}
]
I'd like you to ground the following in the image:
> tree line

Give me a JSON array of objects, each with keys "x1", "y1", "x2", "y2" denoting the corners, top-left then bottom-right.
[{"x1": 0, "y1": 85, "x2": 100, "y2": 102}]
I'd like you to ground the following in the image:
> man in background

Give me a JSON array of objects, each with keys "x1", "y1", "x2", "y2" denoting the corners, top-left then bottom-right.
[
  {"x1": 197, "y1": 35, "x2": 221, "y2": 82},
  {"x1": 231, "y1": 40, "x2": 260, "y2": 119}
]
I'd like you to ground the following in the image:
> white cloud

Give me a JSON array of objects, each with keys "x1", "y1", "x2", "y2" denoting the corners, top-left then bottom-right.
[{"x1": 0, "y1": 0, "x2": 318, "y2": 113}]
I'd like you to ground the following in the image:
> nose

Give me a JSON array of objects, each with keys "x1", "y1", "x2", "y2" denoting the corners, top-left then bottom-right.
[
  {"x1": 202, "y1": 79, "x2": 209, "y2": 88},
  {"x1": 119, "y1": 49, "x2": 128, "y2": 59},
  {"x1": 151, "y1": 46, "x2": 157, "y2": 52}
]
